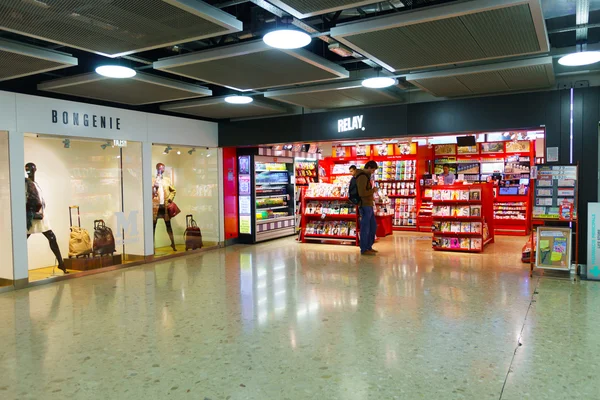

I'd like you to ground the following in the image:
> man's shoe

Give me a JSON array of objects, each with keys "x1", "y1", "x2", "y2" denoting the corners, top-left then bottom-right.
[
  {"x1": 361, "y1": 250, "x2": 377, "y2": 256},
  {"x1": 369, "y1": 248, "x2": 379, "y2": 253}
]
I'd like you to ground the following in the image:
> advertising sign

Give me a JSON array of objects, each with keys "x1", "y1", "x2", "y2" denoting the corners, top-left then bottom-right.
[{"x1": 587, "y1": 203, "x2": 600, "y2": 280}]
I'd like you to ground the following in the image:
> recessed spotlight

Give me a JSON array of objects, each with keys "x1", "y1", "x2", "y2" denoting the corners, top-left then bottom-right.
[
  {"x1": 225, "y1": 95, "x2": 253, "y2": 104},
  {"x1": 95, "y1": 65, "x2": 136, "y2": 78},
  {"x1": 362, "y1": 76, "x2": 396, "y2": 89},
  {"x1": 263, "y1": 29, "x2": 311, "y2": 49},
  {"x1": 558, "y1": 51, "x2": 600, "y2": 66}
]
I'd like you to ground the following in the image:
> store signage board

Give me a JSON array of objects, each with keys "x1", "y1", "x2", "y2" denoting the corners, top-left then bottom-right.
[
  {"x1": 535, "y1": 226, "x2": 572, "y2": 270},
  {"x1": 52, "y1": 109, "x2": 121, "y2": 130},
  {"x1": 113, "y1": 139, "x2": 127, "y2": 147},
  {"x1": 532, "y1": 164, "x2": 578, "y2": 220},
  {"x1": 337, "y1": 115, "x2": 364, "y2": 133},
  {"x1": 587, "y1": 203, "x2": 600, "y2": 280}
]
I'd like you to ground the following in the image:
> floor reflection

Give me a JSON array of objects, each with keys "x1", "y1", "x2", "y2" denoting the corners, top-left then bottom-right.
[{"x1": 0, "y1": 234, "x2": 598, "y2": 399}]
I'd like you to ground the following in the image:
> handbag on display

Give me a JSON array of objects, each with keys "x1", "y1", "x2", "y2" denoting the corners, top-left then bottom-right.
[
  {"x1": 184, "y1": 214, "x2": 203, "y2": 251},
  {"x1": 68, "y1": 206, "x2": 93, "y2": 258},
  {"x1": 93, "y1": 219, "x2": 116, "y2": 256},
  {"x1": 167, "y1": 201, "x2": 181, "y2": 218}
]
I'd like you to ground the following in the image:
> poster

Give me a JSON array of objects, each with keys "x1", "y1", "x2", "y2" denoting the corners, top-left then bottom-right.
[
  {"x1": 481, "y1": 142, "x2": 504, "y2": 153},
  {"x1": 505, "y1": 141, "x2": 530, "y2": 153},
  {"x1": 586, "y1": 203, "x2": 600, "y2": 280},
  {"x1": 239, "y1": 216, "x2": 252, "y2": 234},
  {"x1": 547, "y1": 147, "x2": 559, "y2": 162},
  {"x1": 457, "y1": 144, "x2": 478, "y2": 154},
  {"x1": 434, "y1": 144, "x2": 456, "y2": 155},
  {"x1": 535, "y1": 227, "x2": 572, "y2": 270}
]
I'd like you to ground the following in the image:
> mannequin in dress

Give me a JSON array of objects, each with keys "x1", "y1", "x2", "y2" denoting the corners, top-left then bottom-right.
[
  {"x1": 25, "y1": 163, "x2": 68, "y2": 274},
  {"x1": 152, "y1": 163, "x2": 177, "y2": 251}
]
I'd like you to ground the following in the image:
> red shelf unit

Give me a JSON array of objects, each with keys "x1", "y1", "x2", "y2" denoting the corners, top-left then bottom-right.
[
  {"x1": 431, "y1": 183, "x2": 495, "y2": 253},
  {"x1": 300, "y1": 190, "x2": 359, "y2": 246}
]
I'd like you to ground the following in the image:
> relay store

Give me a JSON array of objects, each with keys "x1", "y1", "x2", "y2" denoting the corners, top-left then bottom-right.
[
  {"x1": 0, "y1": 91, "x2": 222, "y2": 289},
  {"x1": 219, "y1": 91, "x2": 590, "y2": 273}
]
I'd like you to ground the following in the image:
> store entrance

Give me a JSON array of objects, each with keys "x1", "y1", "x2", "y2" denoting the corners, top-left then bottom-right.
[{"x1": 236, "y1": 130, "x2": 545, "y2": 264}]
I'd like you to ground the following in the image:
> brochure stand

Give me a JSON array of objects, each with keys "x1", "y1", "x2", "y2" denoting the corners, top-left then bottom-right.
[{"x1": 529, "y1": 164, "x2": 579, "y2": 278}]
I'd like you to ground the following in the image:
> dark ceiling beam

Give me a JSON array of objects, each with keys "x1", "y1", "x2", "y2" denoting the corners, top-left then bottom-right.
[
  {"x1": 548, "y1": 22, "x2": 600, "y2": 35},
  {"x1": 215, "y1": 0, "x2": 249, "y2": 8}
]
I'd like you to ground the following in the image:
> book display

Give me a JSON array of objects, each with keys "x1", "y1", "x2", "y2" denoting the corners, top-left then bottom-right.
[
  {"x1": 300, "y1": 183, "x2": 359, "y2": 246},
  {"x1": 431, "y1": 184, "x2": 495, "y2": 253}
]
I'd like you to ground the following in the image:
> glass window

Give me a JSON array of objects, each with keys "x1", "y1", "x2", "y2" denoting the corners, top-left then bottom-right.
[
  {"x1": 152, "y1": 145, "x2": 220, "y2": 257},
  {"x1": 24, "y1": 135, "x2": 144, "y2": 282},
  {"x1": 0, "y1": 131, "x2": 13, "y2": 287}
]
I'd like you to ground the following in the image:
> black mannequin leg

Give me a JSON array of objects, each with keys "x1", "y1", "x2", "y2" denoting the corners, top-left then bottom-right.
[
  {"x1": 42, "y1": 230, "x2": 68, "y2": 273},
  {"x1": 165, "y1": 220, "x2": 176, "y2": 251}
]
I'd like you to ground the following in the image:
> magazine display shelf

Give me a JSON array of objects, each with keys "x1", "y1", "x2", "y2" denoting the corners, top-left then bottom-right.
[
  {"x1": 431, "y1": 183, "x2": 495, "y2": 253},
  {"x1": 299, "y1": 191, "x2": 359, "y2": 246}
]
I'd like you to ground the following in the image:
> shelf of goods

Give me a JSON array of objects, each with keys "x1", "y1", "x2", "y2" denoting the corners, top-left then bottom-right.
[
  {"x1": 254, "y1": 158, "x2": 295, "y2": 242},
  {"x1": 375, "y1": 196, "x2": 394, "y2": 237},
  {"x1": 493, "y1": 199, "x2": 529, "y2": 236},
  {"x1": 300, "y1": 184, "x2": 358, "y2": 246},
  {"x1": 418, "y1": 186, "x2": 433, "y2": 232},
  {"x1": 431, "y1": 183, "x2": 495, "y2": 253},
  {"x1": 295, "y1": 160, "x2": 318, "y2": 186},
  {"x1": 376, "y1": 161, "x2": 418, "y2": 231}
]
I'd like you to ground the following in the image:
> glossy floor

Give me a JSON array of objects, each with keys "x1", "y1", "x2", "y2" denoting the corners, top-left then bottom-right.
[{"x1": 1, "y1": 234, "x2": 598, "y2": 399}]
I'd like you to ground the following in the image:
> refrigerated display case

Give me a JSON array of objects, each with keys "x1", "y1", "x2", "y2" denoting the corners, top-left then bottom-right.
[{"x1": 238, "y1": 154, "x2": 295, "y2": 243}]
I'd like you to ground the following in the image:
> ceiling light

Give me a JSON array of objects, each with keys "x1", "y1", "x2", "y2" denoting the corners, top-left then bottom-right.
[
  {"x1": 225, "y1": 95, "x2": 253, "y2": 104},
  {"x1": 263, "y1": 29, "x2": 311, "y2": 49},
  {"x1": 362, "y1": 76, "x2": 396, "y2": 88},
  {"x1": 95, "y1": 65, "x2": 136, "y2": 78},
  {"x1": 558, "y1": 51, "x2": 600, "y2": 66},
  {"x1": 177, "y1": 151, "x2": 181, "y2": 155}
]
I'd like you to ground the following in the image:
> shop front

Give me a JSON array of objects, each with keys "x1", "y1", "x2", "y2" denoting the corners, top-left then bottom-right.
[
  {"x1": 220, "y1": 89, "x2": 593, "y2": 275},
  {"x1": 0, "y1": 91, "x2": 220, "y2": 290}
]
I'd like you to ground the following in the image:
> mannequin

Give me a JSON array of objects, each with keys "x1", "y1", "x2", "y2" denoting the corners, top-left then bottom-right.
[
  {"x1": 152, "y1": 163, "x2": 177, "y2": 251},
  {"x1": 25, "y1": 163, "x2": 68, "y2": 274}
]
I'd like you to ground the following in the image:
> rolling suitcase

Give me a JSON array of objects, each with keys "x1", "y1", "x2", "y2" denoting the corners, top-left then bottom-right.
[
  {"x1": 93, "y1": 219, "x2": 116, "y2": 256},
  {"x1": 68, "y1": 206, "x2": 92, "y2": 258},
  {"x1": 184, "y1": 214, "x2": 203, "y2": 251}
]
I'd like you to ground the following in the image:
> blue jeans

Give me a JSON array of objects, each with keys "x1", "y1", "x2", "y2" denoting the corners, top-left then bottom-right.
[{"x1": 359, "y1": 206, "x2": 377, "y2": 253}]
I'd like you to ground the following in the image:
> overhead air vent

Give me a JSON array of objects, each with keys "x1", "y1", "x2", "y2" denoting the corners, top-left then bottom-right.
[
  {"x1": 406, "y1": 57, "x2": 554, "y2": 97},
  {"x1": 265, "y1": 80, "x2": 403, "y2": 109},
  {"x1": 331, "y1": 0, "x2": 549, "y2": 72},
  {"x1": 0, "y1": 0, "x2": 242, "y2": 57},
  {"x1": 161, "y1": 97, "x2": 288, "y2": 119},
  {"x1": 38, "y1": 72, "x2": 212, "y2": 105},
  {"x1": 0, "y1": 38, "x2": 77, "y2": 81},
  {"x1": 267, "y1": 0, "x2": 382, "y2": 19},
  {"x1": 154, "y1": 40, "x2": 349, "y2": 91}
]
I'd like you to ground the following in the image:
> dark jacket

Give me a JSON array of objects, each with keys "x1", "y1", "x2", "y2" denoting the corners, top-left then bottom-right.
[{"x1": 356, "y1": 170, "x2": 375, "y2": 207}]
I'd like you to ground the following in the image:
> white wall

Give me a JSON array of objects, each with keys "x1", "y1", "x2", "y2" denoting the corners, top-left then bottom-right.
[
  {"x1": 151, "y1": 145, "x2": 220, "y2": 248},
  {"x1": 0, "y1": 131, "x2": 13, "y2": 280}
]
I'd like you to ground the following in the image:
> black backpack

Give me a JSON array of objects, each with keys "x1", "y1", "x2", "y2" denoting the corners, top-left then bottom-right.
[{"x1": 348, "y1": 171, "x2": 368, "y2": 205}]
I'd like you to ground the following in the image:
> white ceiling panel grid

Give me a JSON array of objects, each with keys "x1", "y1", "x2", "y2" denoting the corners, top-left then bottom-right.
[
  {"x1": 330, "y1": 0, "x2": 549, "y2": 72},
  {"x1": 0, "y1": 0, "x2": 242, "y2": 57},
  {"x1": 161, "y1": 97, "x2": 288, "y2": 119},
  {"x1": 0, "y1": 38, "x2": 78, "y2": 82},
  {"x1": 265, "y1": 80, "x2": 403, "y2": 109},
  {"x1": 38, "y1": 72, "x2": 212, "y2": 105},
  {"x1": 266, "y1": 0, "x2": 383, "y2": 19},
  {"x1": 406, "y1": 57, "x2": 555, "y2": 97},
  {"x1": 154, "y1": 40, "x2": 349, "y2": 91}
]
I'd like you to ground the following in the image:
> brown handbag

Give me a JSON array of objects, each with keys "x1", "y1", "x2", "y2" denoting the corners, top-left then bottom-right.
[
  {"x1": 167, "y1": 201, "x2": 181, "y2": 218},
  {"x1": 93, "y1": 220, "x2": 116, "y2": 256}
]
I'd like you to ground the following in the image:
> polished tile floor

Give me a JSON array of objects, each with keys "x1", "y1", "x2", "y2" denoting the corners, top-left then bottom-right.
[{"x1": 1, "y1": 233, "x2": 598, "y2": 399}]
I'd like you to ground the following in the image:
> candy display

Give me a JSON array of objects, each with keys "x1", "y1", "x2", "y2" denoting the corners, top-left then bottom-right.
[{"x1": 295, "y1": 161, "x2": 318, "y2": 185}]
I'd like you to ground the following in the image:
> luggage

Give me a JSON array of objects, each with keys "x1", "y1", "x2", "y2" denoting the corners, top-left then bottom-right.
[
  {"x1": 68, "y1": 206, "x2": 93, "y2": 258},
  {"x1": 93, "y1": 219, "x2": 116, "y2": 256},
  {"x1": 184, "y1": 214, "x2": 203, "y2": 251}
]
